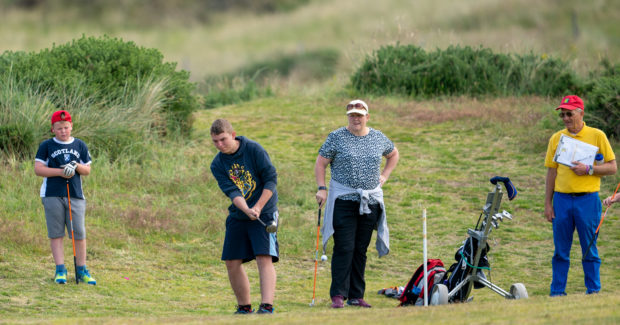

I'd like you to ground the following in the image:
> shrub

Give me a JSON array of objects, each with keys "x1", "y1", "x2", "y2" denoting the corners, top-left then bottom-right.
[
  {"x1": 0, "y1": 75, "x2": 173, "y2": 161},
  {"x1": 350, "y1": 44, "x2": 583, "y2": 98},
  {"x1": 0, "y1": 35, "x2": 196, "y2": 136},
  {"x1": 584, "y1": 61, "x2": 620, "y2": 139}
]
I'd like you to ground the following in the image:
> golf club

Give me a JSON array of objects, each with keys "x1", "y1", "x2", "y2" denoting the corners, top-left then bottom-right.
[
  {"x1": 257, "y1": 214, "x2": 278, "y2": 233},
  {"x1": 66, "y1": 182, "x2": 78, "y2": 284},
  {"x1": 583, "y1": 182, "x2": 620, "y2": 261},
  {"x1": 310, "y1": 207, "x2": 321, "y2": 307}
]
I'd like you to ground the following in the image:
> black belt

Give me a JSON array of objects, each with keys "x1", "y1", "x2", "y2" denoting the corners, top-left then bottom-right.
[{"x1": 569, "y1": 192, "x2": 590, "y2": 197}]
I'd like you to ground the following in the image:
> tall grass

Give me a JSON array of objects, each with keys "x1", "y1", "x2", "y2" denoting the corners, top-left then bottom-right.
[{"x1": 0, "y1": 77, "x2": 173, "y2": 162}]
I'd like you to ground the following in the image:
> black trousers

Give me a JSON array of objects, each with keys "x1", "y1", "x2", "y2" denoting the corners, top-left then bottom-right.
[{"x1": 330, "y1": 198, "x2": 381, "y2": 299}]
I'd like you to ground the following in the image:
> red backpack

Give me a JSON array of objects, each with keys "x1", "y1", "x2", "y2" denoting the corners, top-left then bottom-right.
[{"x1": 398, "y1": 259, "x2": 446, "y2": 306}]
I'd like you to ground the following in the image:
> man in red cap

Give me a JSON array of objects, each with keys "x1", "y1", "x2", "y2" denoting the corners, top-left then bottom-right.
[
  {"x1": 34, "y1": 110, "x2": 97, "y2": 285},
  {"x1": 544, "y1": 95, "x2": 617, "y2": 296}
]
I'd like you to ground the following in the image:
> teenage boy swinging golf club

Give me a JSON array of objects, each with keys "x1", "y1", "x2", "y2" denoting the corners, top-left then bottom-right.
[
  {"x1": 210, "y1": 119, "x2": 279, "y2": 314},
  {"x1": 34, "y1": 110, "x2": 96, "y2": 285}
]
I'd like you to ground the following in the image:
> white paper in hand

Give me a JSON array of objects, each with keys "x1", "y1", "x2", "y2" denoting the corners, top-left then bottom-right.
[{"x1": 553, "y1": 134, "x2": 599, "y2": 167}]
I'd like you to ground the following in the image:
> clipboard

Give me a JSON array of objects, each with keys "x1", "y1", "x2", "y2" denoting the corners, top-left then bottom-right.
[{"x1": 553, "y1": 134, "x2": 599, "y2": 167}]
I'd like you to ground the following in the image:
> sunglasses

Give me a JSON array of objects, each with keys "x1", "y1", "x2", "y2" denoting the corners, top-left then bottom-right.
[
  {"x1": 346, "y1": 103, "x2": 366, "y2": 110},
  {"x1": 559, "y1": 111, "x2": 577, "y2": 118}
]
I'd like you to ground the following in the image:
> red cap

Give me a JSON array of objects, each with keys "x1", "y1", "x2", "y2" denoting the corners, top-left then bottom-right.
[
  {"x1": 51, "y1": 110, "x2": 72, "y2": 125},
  {"x1": 556, "y1": 95, "x2": 584, "y2": 111}
]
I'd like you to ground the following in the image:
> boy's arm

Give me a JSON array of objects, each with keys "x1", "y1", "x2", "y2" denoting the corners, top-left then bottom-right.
[
  {"x1": 232, "y1": 196, "x2": 258, "y2": 220},
  {"x1": 34, "y1": 161, "x2": 67, "y2": 178},
  {"x1": 75, "y1": 162, "x2": 91, "y2": 176},
  {"x1": 250, "y1": 189, "x2": 274, "y2": 217}
]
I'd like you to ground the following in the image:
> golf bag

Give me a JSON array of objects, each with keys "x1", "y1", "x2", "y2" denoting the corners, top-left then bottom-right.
[
  {"x1": 444, "y1": 236, "x2": 490, "y2": 302},
  {"x1": 399, "y1": 259, "x2": 446, "y2": 306}
]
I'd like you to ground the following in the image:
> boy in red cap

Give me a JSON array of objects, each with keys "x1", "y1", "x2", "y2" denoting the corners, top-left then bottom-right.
[
  {"x1": 34, "y1": 110, "x2": 96, "y2": 285},
  {"x1": 544, "y1": 95, "x2": 617, "y2": 296}
]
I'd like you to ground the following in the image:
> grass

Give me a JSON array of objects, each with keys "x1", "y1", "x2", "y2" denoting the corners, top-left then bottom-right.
[
  {"x1": 1, "y1": 95, "x2": 620, "y2": 324},
  {"x1": 1, "y1": 0, "x2": 618, "y2": 81},
  {"x1": 1, "y1": 0, "x2": 619, "y2": 323}
]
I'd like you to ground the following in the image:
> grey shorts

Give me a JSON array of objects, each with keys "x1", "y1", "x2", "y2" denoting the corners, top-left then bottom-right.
[{"x1": 42, "y1": 196, "x2": 86, "y2": 239}]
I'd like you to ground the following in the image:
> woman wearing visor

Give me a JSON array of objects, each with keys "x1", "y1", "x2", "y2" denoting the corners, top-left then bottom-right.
[{"x1": 314, "y1": 99, "x2": 399, "y2": 308}]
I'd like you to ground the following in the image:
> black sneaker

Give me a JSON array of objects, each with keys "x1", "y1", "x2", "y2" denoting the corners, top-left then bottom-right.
[
  {"x1": 234, "y1": 305, "x2": 254, "y2": 314},
  {"x1": 257, "y1": 303, "x2": 274, "y2": 314}
]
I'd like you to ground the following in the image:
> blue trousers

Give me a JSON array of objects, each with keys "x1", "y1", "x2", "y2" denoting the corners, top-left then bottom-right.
[{"x1": 551, "y1": 192, "x2": 602, "y2": 295}]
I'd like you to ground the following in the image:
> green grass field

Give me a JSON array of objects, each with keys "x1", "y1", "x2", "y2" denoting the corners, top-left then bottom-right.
[{"x1": 1, "y1": 0, "x2": 619, "y2": 324}]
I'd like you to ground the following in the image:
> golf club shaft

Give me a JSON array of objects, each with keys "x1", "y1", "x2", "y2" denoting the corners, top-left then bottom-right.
[
  {"x1": 311, "y1": 208, "x2": 321, "y2": 305},
  {"x1": 583, "y1": 182, "x2": 620, "y2": 261},
  {"x1": 67, "y1": 182, "x2": 78, "y2": 284}
]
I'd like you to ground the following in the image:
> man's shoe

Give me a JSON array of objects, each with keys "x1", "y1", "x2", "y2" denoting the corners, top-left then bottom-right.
[
  {"x1": 77, "y1": 269, "x2": 96, "y2": 285},
  {"x1": 234, "y1": 305, "x2": 254, "y2": 314},
  {"x1": 54, "y1": 270, "x2": 67, "y2": 284},
  {"x1": 347, "y1": 298, "x2": 372, "y2": 308},
  {"x1": 257, "y1": 303, "x2": 274, "y2": 314},
  {"x1": 331, "y1": 295, "x2": 344, "y2": 308}
]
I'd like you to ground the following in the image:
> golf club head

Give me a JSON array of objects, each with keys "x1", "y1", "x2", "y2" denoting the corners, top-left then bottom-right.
[{"x1": 257, "y1": 216, "x2": 278, "y2": 233}]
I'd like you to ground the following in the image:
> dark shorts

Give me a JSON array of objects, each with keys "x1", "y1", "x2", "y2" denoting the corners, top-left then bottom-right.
[{"x1": 221, "y1": 210, "x2": 279, "y2": 263}]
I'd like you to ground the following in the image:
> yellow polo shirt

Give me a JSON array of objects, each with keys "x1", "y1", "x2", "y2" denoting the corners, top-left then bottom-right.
[{"x1": 544, "y1": 123, "x2": 615, "y2": 193}]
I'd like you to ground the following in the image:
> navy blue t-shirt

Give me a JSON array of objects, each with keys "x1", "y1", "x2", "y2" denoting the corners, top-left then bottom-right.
[
  {"x1": 35, "y1": 137, "x2": 92, "y2": 199},
  {"x1": 210, "y1": 136, "x2": 278, "y2": 220}
]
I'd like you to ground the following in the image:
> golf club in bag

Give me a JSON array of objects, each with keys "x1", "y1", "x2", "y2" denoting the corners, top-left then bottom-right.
[
  {"x1": 257, "y1": 211, "x2": 278, "y2": 233},
  {"x1": 430, "y1": 176, "x2": 527, "y2": 305},
  {"x1": 66, "y1": 182, "x2": 79, "y2": 284}
]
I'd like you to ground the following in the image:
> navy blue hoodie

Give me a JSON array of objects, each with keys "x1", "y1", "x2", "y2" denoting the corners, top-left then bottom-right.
[{"x1": 210, "y1": 136, "x2": 278, "y2": 220}]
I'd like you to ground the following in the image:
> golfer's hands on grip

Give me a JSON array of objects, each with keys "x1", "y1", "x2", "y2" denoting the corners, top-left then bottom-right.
[{"x1": 62, "y1": 161, "x2": 78, "y2": 178}]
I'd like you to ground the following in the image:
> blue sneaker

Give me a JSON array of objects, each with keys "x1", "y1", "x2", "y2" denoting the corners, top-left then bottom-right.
[
  {"x1": 257, "y1": 303, "x2": 274, "y2": 314},
  {"x1": 54, "y1": 270, "x2": 67, "y2": 284},
  {"x1": 77, "y1": 269, "x2": 96, "y2": 285},
  {"x1": 234, "y1": 305, "x2": 253, "y2": 314}
]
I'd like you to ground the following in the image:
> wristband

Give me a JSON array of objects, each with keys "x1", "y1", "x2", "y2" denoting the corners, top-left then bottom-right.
[{"x1": 318, "y1": 186, "x2": 327, "y2": 191}]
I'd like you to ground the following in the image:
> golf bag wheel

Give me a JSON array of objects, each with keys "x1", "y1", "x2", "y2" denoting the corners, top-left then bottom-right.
[
  {"x1": 510, "y1": 283, "x2": 528, "y2": 299},
  {"x1": 430, "y1": 284, "x2": 449, "y2": 305}
]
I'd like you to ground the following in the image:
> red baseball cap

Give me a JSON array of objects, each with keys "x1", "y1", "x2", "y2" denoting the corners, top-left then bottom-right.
[
  {"x1": 556, "y1": 95, "x2": 584, "y2": 111},
  {"x1": 51, "y1": 110, "x2": 72, "y2": 125}
]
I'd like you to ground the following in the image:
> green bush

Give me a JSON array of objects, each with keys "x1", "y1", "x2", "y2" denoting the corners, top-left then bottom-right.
[
  {"x1": 350, "y1": 44, "x2": 583, "y2": 98},
  {"x1": 0, "y1": 35, "x2": 196, "y2": 136},
  {"x1": 584, "y1": 61, "x2": 620, "y2": 139}
]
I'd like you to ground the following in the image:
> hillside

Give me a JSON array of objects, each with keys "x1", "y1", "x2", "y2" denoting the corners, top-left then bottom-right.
[{"x1": 1, "y1": 0, "x2": 619, "y2": 323}]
